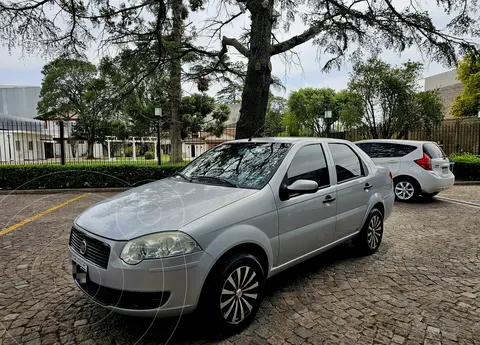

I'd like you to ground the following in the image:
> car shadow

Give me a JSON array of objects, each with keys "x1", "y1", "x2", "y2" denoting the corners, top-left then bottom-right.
[{"x1": 83, "y1": 241, "x2": 383, "y2": 344}]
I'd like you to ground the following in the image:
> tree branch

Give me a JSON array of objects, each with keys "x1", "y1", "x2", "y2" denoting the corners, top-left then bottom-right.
[{"x1": 271, "y1": 14, "x2": 340, "y2": 55}]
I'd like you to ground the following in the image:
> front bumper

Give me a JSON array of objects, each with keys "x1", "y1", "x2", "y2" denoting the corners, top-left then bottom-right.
[{"x1": 68, "y1": 226, "x2": 215, "y2": 318}]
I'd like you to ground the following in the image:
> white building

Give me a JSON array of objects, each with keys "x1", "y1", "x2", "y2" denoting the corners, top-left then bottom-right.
[{"x1": 0, "y1": 114, "x2": 53, "y2": 163}]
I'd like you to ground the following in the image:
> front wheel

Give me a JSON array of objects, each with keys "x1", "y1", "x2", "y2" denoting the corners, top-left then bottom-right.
[
  {"x1": 353, "y1": 208, "x2": 384, "y2": 255},
  {"x1": 200, "y1": 252, "x2": 265, "y2": 335}
]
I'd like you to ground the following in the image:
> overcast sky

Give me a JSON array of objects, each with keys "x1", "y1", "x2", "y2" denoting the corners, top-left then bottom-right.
[{"x1": 0, "y1": 1, "x2": 464, "y2": 99}]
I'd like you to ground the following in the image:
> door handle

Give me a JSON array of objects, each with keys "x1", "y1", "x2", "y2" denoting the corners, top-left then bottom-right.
[
  {"x1": 364, "y1": 183, "x2": 372, "y2": 190},
  {"x1": 323, "y1": 195, "x2": 336, "y2": 204},
  {"x1": 387, "y1": 160, "x2": 398, "y2": 164}
]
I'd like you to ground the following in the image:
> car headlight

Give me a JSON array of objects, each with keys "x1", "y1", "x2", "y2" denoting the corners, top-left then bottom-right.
[{"x1": 120, "y1": 232, "x2": 202, "y2": 265}]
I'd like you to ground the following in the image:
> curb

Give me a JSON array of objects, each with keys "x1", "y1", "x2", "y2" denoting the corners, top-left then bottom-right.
[
  {"x1": 0, "y1": 187, "x2": 131, "y2": 195},
  {"x1": 454, "y1": 181, "x2": 480, "y2": 185}
]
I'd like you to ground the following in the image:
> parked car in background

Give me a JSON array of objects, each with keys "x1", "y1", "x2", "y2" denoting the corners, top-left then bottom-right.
[
  {"x1": 355, "y1": 139, "x2": 455, "y2": 202},
  {"x1": 69, "y1": 138, "x2": 394, "y2": 333}
]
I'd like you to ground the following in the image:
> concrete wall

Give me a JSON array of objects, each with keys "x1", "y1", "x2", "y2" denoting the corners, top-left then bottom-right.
[
  {"x1": 424, "y1": 70, "x2": 465, "y2": 119},
  {"x1": 436, "y1": 83, "x2": 466, "y2": 119}
]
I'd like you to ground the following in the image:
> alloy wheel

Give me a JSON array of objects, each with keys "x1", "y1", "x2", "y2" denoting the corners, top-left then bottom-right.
[
  {"x1": 395, "y1": 181, "x2": 414, "y2": 200},
  {"x1": 220, "y1": 265, "x2": 259, "y2": 324},
  {"x1": 367, "y1": 214, "x2": 383, "y2": 250}
]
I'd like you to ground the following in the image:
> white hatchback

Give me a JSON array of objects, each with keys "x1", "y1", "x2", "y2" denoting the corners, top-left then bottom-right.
[{"x1": 355, "y1": 139, "x2": 455, "y2": 201}]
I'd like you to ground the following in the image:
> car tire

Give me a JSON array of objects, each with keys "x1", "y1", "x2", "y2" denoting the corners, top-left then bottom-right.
[
  {"x1": 353, "y1": 208, "x2": 384, "y2": 255},
  {"x1": 422, "y1": 192, "x2": 439, "y2": 200},
  {"x1": 199, "y1": 252, "x2": 265, "y2": 335},
  {"x1": 394, "y1": 177, "x2": 419, "y2": 202}
]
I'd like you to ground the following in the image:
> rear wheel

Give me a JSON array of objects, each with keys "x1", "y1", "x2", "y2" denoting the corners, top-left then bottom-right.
[
  {"x1": 394, "y1": 177, "x2": 419, "y2": 202},
  {"x1": 199, "y1": 252, "x2": 265, "y2": 335},
  {"x1": 353, "y1": 208, "x2": 384, "y2": 255},
  {"x1": 422, "y1": 192, "x2": 439, "y2": 200}
]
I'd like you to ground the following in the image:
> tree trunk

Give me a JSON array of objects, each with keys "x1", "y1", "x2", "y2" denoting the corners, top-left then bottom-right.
[
  {"x1": 169, "y1": 0, "x2": 184, "y2": 163},
  {"x1": 235, "y1": 1, "x2": 274, "y2": 139},
  {"x1": 87, "y1": 139, "x2": 94, "y2": 159}
]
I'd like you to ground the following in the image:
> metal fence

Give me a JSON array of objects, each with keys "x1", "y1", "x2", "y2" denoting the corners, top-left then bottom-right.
[
  {"x1": 0, "y1": 116, "x2": 237, "y2": 166},
  {"x1": 1, "y1": 116, "x2": 480, "y2": 166},
  {"x1": 322, "y1": 118, "x2": 480, "y2": 156}
]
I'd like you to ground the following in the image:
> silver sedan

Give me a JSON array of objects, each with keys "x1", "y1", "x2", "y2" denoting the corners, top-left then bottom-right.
[{"x1": 68, "y1": 137, "x2": 394, "y2": 333}]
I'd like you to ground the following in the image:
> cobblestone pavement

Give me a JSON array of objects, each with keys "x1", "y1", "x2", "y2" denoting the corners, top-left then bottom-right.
[
  {"x1": 438, "y1": 185, "x2": 480, "y2": 205},
  {"x1": 0, "y1": 188, "x2": 479, "y2": 345}
]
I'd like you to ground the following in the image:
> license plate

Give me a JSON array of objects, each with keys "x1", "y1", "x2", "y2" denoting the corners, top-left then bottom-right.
[
  {"x1": 72, "y1": 257, "x2": 88, "y2": 283},
  {"x1": 442, "y1": 167, "x2": 449, "y2": 173}
]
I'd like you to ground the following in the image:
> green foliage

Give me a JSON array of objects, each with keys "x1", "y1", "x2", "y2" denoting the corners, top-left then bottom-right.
[
  {"x1": 348, "y1": 58, "x2": 443, "y2": 139},
  {"x1": 216, "y1": 81, "x2": 243, "y2": 104},
  {"x1": 265, "y1": 96, "x2": 287, "y2": 136},
  {"x1": 288, "y1": 88, "x2": 362, "y2": 136},
  {"x1": 181, "y1": 93, "x2": 229, "y2": 138},
  {"x1": 124, "y1": 146, "x2": 141, "y2": 157},
  {"x1": 450, "y1": 55, "x2": 480, "y2": 117},
  {"x1": 450, "y1": 152, "x2": 480, "y2": 163},
  {"x1": 0, "y1": 165, "x2": 182, "y2": 190},
  {"x1": 144, "y1": 151, "x2": 155, "y2": 160},
  {"x1": 38, "y1": 58, "x2": 118, "y2": 159}
]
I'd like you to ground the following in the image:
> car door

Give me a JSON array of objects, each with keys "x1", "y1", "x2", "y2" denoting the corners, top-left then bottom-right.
[
  {"x1": 327, "y1": 142, "x2": 372, "y2": 240},
  {"x1": 276, "y1": 144, "x2": 337, "y2": 266}
]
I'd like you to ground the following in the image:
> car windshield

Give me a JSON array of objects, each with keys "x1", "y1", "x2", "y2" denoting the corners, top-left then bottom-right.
[{"x1": 177, "y1": 142, "x2": 292, "y2": 189}]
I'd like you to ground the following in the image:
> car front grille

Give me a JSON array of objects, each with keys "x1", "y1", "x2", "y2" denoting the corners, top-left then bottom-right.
[
  {"x1": 77, "y1": 279, "x2": 170, "y2": 310},
  {"x1": 69, "y1": 227, "x2": 111, "y2": 269}
]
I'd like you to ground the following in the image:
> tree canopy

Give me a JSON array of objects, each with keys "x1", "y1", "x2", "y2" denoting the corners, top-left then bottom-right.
[
  {"x1": 450, "y1": 55, "x2": 480, "y2": 117},
  {"x1": 288, "y1": 88, "x2": 363, "y2": 136},
  {"x1": 38, "y1": 58, "x2": 117, "y2": 159},
  {"x1": 348, "y1": 58, "x2": 443, "y2": 138},
  {"x1": 1, "y1": 0, "x2": 479, "y2": 140}
]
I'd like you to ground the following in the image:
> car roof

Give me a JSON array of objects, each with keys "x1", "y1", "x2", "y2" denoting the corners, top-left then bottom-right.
[
  {"x1": 354, "y1": 139, "x2": 433, "y2": 146},
  {"x1": 232, "y1": 137, "x2": 351, "y2": 145}
]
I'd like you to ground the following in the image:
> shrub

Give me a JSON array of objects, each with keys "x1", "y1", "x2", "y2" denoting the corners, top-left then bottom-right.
[
  {"x1": 0, "y1": 164, "x2": 183, "y2": 190},
  {"x1": 144, "y1": 151, "x2": 155, "y2": 160},
  {"x1": 124, "y1": 146, "x2": 141, "y2": 157},
  {"x1": 451, "y1": 161, "x2": 480, "y2": 181},
  {"x1": 450, "y1": 152, "x2": 480, "y2": 164}
]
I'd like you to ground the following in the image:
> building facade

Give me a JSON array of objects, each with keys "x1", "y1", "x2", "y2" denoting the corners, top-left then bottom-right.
[{"x1": 424, "y1": 70, "x2": 465, "y2": 119}]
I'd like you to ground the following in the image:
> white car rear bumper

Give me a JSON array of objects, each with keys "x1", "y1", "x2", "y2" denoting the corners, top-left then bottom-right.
[{"x1": 418, "y1": 171, "x2": 455, "y2": 193}]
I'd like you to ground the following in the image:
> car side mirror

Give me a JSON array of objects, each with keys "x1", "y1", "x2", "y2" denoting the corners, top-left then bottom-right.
[{"x1": 287, "y1": 180, "x2": 318, "y2": 194}]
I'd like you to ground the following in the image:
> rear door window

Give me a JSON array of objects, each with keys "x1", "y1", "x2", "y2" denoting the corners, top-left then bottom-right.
[
  {"x1": 423, "y1": 143, "x2": 446, "y2": 158},
  {"x1": 369, "y1": 143, "x2": 397, "y2": 158},
  {"x1": 329, "y1": 143, "x2": 364, "y2": 183},
  {"x1": 355, "y1": 143, "x2": 371, "y2": 155}
]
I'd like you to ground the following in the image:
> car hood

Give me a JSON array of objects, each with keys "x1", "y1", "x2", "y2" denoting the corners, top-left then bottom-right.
[{"x1": 75, "y1": 179, "x2": 258, "y2": 241}]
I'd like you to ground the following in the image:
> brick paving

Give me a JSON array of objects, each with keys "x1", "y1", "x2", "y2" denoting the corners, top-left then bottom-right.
[{"x1": 0, "y1": 188, "x2": 479, "y2": 345}]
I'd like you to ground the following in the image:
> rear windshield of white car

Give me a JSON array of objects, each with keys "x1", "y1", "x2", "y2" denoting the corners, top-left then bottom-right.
[
  {"x1": 423, "y1": 143, "x2": 446, "y2": 159},
  {"x1": 178, "y1": 142, "x2": 292, "y2": 189}
]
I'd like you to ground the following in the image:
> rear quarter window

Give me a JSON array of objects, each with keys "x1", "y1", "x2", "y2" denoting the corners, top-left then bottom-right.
[
  {"x1": 423, "y1": 143, "x2": 446, "y2": 159},
  {"x1": 396, "y1": 144, "x2": 417, "y2": 157}
]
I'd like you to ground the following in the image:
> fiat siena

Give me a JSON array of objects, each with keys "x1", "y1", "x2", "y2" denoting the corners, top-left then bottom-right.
[{"x1": 69, "y1": 138, "x2": 394, "y2": 333}]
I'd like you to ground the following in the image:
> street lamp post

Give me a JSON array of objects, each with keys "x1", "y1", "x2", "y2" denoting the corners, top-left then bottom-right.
[{"x1": 155, "y1": 108, "x2": 162, "y2": 166}]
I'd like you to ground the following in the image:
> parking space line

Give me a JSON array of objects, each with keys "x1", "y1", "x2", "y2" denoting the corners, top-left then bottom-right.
[
  {"x1": 0, "y1": 193, "x2": 88, "y2": 236},
  {"x1": 436, "y1": 196, "x2": 480, "y2": 209}
]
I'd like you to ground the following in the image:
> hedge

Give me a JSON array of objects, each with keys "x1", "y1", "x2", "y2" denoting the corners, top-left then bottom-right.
[
  {"x1": 451, "y1": 161, "x2": 480, "y2": 181},
  {"x1": 0, "y1": 164, "x2": 183, "y2": 190}
]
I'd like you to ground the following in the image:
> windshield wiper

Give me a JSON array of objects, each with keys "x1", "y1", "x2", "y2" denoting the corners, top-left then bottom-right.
[
  {"x1": 191, "y1": 175, "x2": 238, "y2": 188},
  {"x1": 172, "y1": 172, "x2": 192, "y2": 182}
]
